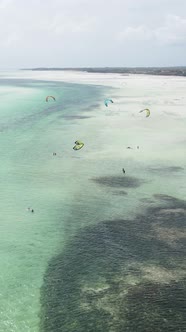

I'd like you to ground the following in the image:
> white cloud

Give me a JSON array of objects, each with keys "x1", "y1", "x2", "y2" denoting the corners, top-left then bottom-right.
[
  {"x1": 0, "y1": 0, "x2": 12, "y2": 9},
  {"x1": 155, "y1": 15, "x2": 186, "y2": 45},
  {"x1": 40, "y1": 14, "x2": 97, "y2": 36},
  {"x1": 118, "y1": 25, "x2": 152, "y2": 42},
  {"x1": 118, "y1": 14, "x2": 186, "y2": 46},
  {"x1": 2, "y1": 31, "x2": 22, "y2": 47},
  {"x1": 0, "y1": 0, "x2": 186, "y2": 67}
]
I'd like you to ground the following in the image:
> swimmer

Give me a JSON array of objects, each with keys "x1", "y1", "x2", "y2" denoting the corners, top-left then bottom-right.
[
  {"x1": 27, "y1": 207, "x2": 34, "y2": 213},
  {"x1": 122, "y1": 168, "x2": 125, "y2": 174}
]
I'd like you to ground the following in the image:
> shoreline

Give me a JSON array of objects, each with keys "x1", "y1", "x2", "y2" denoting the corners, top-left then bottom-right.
[
  {"x1": 1, "y1": 70, "x2": 186, "y2": 90},
  {"x1": 21, "y1": 67, "x2": 186, "y2": 78}
]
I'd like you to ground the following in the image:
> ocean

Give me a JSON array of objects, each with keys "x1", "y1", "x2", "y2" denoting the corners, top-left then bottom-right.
[{"x1": 0, "y1": 71, "x2": 185, "y2": 331}]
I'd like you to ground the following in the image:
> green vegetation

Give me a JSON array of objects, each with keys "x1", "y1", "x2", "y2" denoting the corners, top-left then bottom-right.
[{"x1": 23, "y1": 67, "x2": 186, "y2": 77}]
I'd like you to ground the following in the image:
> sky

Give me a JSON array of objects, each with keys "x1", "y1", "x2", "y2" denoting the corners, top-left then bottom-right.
[{"x1": 0, "y1": 0, "x2": 186, "y2": 68}]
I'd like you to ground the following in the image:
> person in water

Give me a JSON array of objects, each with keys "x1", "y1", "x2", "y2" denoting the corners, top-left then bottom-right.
[
  {"x1": 127, "y1": 147, "x2": 133, "y2": 149},
  {"x1": 27, "y1": 207, "x2": 34, "y2": 213},
  {"x1": 122, "y1": 168, "x2": 125, "y2": 174},
  {"x1": 53, "y1": 152, "x2": 57, "y2": 156}
]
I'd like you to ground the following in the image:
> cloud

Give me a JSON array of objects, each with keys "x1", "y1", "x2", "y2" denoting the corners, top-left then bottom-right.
[
  {"x1": 0, "y1": 0, "x2": 12, "y2": 9},
  {"x1": 2, "y1": 31, "x2": 22, "y2": 48},
  {"x1": 118, "y1": 26, "x2": 152, "y2": 42},
  {"x1": 0, "y1": 0, "x2": 186, "y2": 67},
  {"x1": 118, "y1": 15, "x2": 186, "y2": 46},
  {"x1": 155, "y1": 15, "x2": 186, "y2": 45},
  {"x1": 40, "y1": 13, "x2": 97, "y2": 36}
]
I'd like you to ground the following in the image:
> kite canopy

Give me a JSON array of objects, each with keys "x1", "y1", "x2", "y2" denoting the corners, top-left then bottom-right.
[
  {"x1": 46, "y1": 96, "x2": 56, "y2": 102},
  {"x1": 104, "y1": 99, "x2": 114, "y2": 107},
  {"x1": 73, "y1": 140, "x2": 84, "y2": 151},
  {"x1": 139, "y1": 108, "x2": 150, "y2": 117}
]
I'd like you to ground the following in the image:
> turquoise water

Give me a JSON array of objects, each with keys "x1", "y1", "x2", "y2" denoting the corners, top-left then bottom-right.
[
  {"x1": 0, "y1": 77, "x2": 107, "y2": 331},
  {"x1": 0, "y1": 73, "x2": 185, "y2": 331}
]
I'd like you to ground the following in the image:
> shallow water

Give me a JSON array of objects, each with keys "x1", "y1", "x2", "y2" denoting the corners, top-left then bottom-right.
[{"x1": 0, "y1": 72, "x2": 185, "y2": 331}]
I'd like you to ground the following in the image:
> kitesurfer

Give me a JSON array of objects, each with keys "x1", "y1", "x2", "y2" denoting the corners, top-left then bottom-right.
[
  {"x1": 139, "y1": 108, "x2": 150, "y2": 117},
  {"x1": 27, "y1": 207, "x2": 34, "y2": 213},
  {"x1": 73, "y1": 140, "x2": 84, "y2": 151},
  {"x1": 104, "y1": 99, "x2": 114, "y2": 107},
  {"x1": 46, "y1": 96, "x2": 56, "y2": 102}
]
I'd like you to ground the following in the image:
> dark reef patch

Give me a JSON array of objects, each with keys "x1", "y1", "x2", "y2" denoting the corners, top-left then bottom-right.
[
  {"x1": 149, "y1": 166, "x2": 184, "y2": 174},
  {"x1": 124, "y1": 280, "x2": 186, "y2": 332},
  {"x1": 112, "y1": 190, "x2": 128, "y2": 196},
  {"x1": 40, "y1": 195, "x2": 186, "y2": 332},
  {"x1": 139, "y1": 197, "x2": 155, "y2": 204},
  {"x1": 91, "y1": 176, "x2": 145, "y2": 189},
  {"x1": 63, "y1": 115, "x2": 92, "y2": 120},
  {"x1": 153, "y1": 194, "x2": 186, "y2": 204}
]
